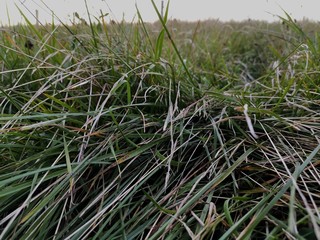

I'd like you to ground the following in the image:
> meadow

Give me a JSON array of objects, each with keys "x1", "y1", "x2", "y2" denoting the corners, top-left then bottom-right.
[{"x1": 0, "y1": 3, "x2": 320, "y2": 239}]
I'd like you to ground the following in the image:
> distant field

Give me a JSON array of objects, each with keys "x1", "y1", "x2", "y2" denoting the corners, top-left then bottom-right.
[{"x1": 1, "y1": 6, "x2": 320, "y2": 239}]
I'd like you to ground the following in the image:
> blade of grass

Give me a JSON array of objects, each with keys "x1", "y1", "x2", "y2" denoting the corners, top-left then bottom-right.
[
  {"x1": 150, "y1": 0, "x2": 199, "y2": 91},
  {"x1": 220, "y1": 144, "x2": 320, "y2": 240},
  {"x1": 149, "y1": 148, "x2": 254, "y2": 240}
]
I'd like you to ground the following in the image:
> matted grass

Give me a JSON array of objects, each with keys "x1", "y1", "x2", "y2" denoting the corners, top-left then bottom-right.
[{"x1": 1, "y1": 2, "x2": 320, "y2": 239}]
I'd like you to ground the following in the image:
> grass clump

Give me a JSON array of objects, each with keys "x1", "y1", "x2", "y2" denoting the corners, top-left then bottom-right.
[{"x1": 1, "y1": 3, "x2": 320, "y2": 240}]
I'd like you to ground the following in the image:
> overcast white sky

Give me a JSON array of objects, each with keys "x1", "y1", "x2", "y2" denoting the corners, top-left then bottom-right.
[{"x1": 0, "y1": 0, "x2": 318, "y2": 25}]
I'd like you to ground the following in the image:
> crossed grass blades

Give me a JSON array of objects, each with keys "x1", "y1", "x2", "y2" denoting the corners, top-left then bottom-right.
[{"x1": 1, "y1": 1, "x2": 320, "y2": 239}]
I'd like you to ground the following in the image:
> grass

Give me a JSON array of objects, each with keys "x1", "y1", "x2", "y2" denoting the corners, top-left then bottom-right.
[{"x1": 1, "y1": 2, "x2": 320, "y2": 239}]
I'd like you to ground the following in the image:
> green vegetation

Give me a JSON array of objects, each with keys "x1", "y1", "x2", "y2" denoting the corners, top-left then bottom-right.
[{"x1": 1, "y1": 3, "x2": 320, "y2": 239}]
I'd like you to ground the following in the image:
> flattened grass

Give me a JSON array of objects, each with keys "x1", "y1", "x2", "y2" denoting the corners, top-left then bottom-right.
[{"x1": 1, "y1": 5, "x2": 320, "y2": 239}]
